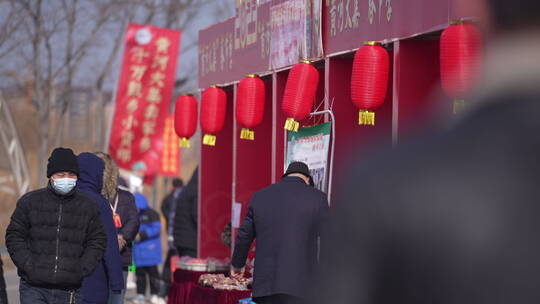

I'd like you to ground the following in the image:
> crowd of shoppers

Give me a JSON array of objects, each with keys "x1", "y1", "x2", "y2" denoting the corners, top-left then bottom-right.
[{"x1": 3, "y1": 148, "x2": 197, "y2": 304}]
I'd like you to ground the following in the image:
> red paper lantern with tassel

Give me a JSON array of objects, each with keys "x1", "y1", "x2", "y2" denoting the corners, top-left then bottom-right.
[
  {"x1": 174, "y1": 94, "x2": 198, "y2": 148},
  {"x1": 200, "y1": 86, "x2": 227, "y2": 146},
  {"x1": 440, "y1": 21, "x2": 482, "y2": 113},
  {"x1": 282, "y1": 61, "x2": 319, "y2": 132},
  {"x1": 351, "y1": 41, "x2": 390, "y2": 126},
  {"x1": 237, "y1": 74, "x2": 265, "y2": 140}
]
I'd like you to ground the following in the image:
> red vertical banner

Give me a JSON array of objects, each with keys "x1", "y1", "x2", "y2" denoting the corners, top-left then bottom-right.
[
  {"x1": 109, "y1": 24, "x2": 182, "y2": 175},
  {"x1": 160, "y1": 115, "x2": 181, "y2": 176}
]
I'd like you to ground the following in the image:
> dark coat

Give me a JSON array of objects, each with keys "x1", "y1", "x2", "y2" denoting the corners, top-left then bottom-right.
[
  {"x1": 77, "y1": 153, "x2": 124, "y2": 302},
  {"x1": 115, "y1": 188, "x2": 140, "y2": 268},
  {"x1": 173, "y1": 168, "x2": 198, "y2": 254},
  {"x1": 133, "y1": 193, "x2": 162, "y2": 267},
  {"x1": 161, "y1": 188, "x2": 182, "y2": 228},
  {"x1": 317, "y1": 91, "x2": 540, "y2": 304},
  {"x1": 232, "y1": 176, "x2": 329, "y2": 298},
  {"x1": 5, "y1": 182, "x2": 106, "y2": 290}
]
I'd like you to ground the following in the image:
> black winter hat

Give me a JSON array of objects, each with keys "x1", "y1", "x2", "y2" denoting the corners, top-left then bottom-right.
[
  {"x1": 283, "y1": 161, "x2": 315, "y2": 186},
  {"x1": 47, "y1": 147, "x2": 80, "y2": 178}
]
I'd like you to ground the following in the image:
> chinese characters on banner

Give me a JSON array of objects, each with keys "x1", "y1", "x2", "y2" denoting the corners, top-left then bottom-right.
[
  {"x1": 200, "y1": 0, "x2": 459, "y2": 87},
  {"x1": 327, "y1": 0, "x2": 392, "y2": 39},
  {"x1": 270, "y1": 0, "x2": 323, "y2": 69},
  {"x1": 109, "y1": 24, "x2": 182, "y2": 175},
  {"x1": 160, "y1": 116, "x2": 181, "y2": 176},
  {"x1": 199, "y1": 19, "x2": 234, "y2": 85}
]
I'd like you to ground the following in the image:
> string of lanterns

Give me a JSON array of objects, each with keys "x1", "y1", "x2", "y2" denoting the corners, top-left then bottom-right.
[{"x1": 171, "y1": 21, "x2": 482, "y2": 146}]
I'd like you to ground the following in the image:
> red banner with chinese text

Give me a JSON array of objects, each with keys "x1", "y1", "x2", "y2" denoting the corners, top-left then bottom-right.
[
  {"x1": 109, "y1": 24, "x2": 182, "y2": 176},
  {"x1": 160, "y1": 115, "x2": 181, "y2": 176}
]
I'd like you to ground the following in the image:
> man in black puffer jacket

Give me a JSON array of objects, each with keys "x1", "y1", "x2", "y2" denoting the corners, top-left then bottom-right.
[{"x1": 5, "y1": 147, "x2": 107, "y2": 304}]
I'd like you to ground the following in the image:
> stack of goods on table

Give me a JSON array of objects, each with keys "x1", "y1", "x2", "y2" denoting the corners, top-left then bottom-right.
[{"x1": 198, "y1": 274, "x2": 252, "y2": 291}]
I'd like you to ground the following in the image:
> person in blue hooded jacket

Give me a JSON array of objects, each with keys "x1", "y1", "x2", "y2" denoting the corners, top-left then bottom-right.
[
  {"x1": 133, "y1": 193, "x2": 163, "y2": 304},
  {"x1": 77, "y1": 153, "x2": 124, "y2": 303}
]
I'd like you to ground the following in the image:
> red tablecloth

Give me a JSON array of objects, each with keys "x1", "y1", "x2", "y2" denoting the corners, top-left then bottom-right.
[
  {"x1": 168, "y1": 269, "x2": 251, "y2": 304},
  {"x1": 173, "y1": 268, "x2": 211, "y2": 284},
  {"x1": 190, "y1": 285, "x2": 251, "y2": 304}
]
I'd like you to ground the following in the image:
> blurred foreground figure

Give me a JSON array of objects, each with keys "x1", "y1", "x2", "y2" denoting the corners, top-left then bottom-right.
[{"x1": 316, "y1": 1, "x2": 540, "y2": 304}]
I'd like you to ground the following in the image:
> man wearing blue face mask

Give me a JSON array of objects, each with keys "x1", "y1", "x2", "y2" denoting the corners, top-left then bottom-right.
[{"x1": 5, "y1": 147, "x2": 107, "y2": 304}]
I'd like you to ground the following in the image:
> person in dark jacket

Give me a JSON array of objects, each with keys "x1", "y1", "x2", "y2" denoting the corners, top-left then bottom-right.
[
  {"x1": 231, "y1": 162, "x2": 329, "y2": 304},
  {"x1": 161, "y1": 178, "x2": 183, "y2": 228},
  {"x1": 0, "y1": 255, "x2": 8, "y2": 304},
  {"x1": 315, "y1": 1, "x2": 540, "y2": 303},
  {"x1": 5, "y1": 147, "x2": 107, "y2": 304},
  {"x1": 94, "y1": 152, "x2": 140, "y2": 304},
  {"x1": 133, "y1": 193, "x2": 163, "y2": 304},
  {"x1": 173, "y1": 168, "x2": 198, "y2": 257},
  {"x1": 160, "y1": 178, "x2": 183, "y2": 297},
  {"x1": 77, "y1": 153, "x2": 124, "y2": 303}
]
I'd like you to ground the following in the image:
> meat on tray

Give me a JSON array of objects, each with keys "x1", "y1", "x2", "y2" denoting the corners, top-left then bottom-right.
[{"x1": 198, "y1": 274, "x2": 252, "y2": 291}]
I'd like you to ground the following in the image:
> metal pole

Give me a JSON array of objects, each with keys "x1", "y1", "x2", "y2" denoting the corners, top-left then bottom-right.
[
  {"x1": 103, "y1": 29, "x2": 127, "y2": 152},
  {"x1": 309, "y1": 110, "x2": 336, "y2": 206}
]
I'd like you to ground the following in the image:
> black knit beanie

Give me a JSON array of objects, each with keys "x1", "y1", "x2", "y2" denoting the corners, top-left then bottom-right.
[{"x1": 47, "y1": 147, "x2": 80, "y2": 178}]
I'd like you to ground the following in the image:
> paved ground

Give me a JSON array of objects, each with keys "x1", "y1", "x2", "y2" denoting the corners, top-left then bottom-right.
[
  {"x1": 4, "y1": 269, "x2": 160, "y2": 304},
  {"x1": 5, "y1": 269, "x2": 18, "y2": 304}
]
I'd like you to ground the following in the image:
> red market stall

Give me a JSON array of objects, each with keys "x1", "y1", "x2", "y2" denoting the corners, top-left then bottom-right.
[{"x1": 170, "y1": 0, "x2": 480, "y2": 302}]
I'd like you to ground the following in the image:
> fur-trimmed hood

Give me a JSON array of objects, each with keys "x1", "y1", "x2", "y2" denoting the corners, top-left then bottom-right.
[{"x1": 94, "y1": 152, "x2": 118, "y2": 202}]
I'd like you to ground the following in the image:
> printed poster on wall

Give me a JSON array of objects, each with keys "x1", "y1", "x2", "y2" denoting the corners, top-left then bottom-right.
[
  {"x1": 285, "y1": 122, "x2": 331, "y2": 192},
  {"x1": 270, "y1": 0, "x2": 323, "y2": 69}
]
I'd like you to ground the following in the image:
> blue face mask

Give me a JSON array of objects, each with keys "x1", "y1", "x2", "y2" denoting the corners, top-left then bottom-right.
[{"x1": 52, "y1": 178, "x2": 77, "y2": 195}]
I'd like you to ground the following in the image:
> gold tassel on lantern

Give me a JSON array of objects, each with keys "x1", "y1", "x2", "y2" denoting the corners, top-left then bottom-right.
[
  {"x1": 453, "y1": 99, "x2": 465, "y2": 114},
  {"x1": 359, "y1": 110, "x2": 375, "y2": 126},
  {"x1": 240, "y1": 128, "x2": 255, "y2": 140},
  {"x1": 203, "y1": 134, "x2": 216, "y2": 146},
  {"x1": 179, "y1": 137, "x2": 191, "y2": 148},
  {"x1": 284, "y1": 118, "x2": 300, "y2": 132}
]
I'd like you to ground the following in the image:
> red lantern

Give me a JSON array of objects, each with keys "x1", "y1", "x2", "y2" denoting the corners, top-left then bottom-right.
[
  {"x1": 282, "y1": 61, "x2": 319, "y2": 132},
  {"x1": 200, "y1": 85, "x2": 227, "y2": 146},
  {"x1": 174, "y1": 94, "x2": 198, "y2": 148},
  {"x1": 351, "y1": 41, "x2": 390, "y2": 126},
  {"x1": 236, "y1": 74, "x2": 265, "y2": 140},
  {"x1": 440, "y1": 21, "x2": 482, "y2": 113}
]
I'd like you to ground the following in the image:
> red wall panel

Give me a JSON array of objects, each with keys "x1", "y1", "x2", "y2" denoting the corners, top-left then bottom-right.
[
  {"x1": 326, "y1": 54, "x2": 393, "y2": 204},
  {"x1": 232, "y1": 76, "x2": 274, "y2": 253},
  {"x1": 199, "y1": 86, "x2": 234, "y2": 259},
  {"x1": 394, "y1": 39, "x2": 450, "y2": 142}
]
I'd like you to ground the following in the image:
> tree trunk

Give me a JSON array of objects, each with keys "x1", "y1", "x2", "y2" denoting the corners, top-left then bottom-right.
[
  {"x1": 95, "y1": 92, "x2": 104, "y2": 150},
  {"x1": 38, "y1": 111, "x2": 49, "y2": 186}
]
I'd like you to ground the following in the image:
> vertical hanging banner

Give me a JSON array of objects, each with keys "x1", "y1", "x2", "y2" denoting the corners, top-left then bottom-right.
[
  {"x1": 109, "y1": 24, "x2": 182, "y2": 175},
  {"x1": 285, "y1": 122, "x2": 331, "y2": 192},
  {"x1": 160, "y1": 115, "x2": 181, "y2": 176}
]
